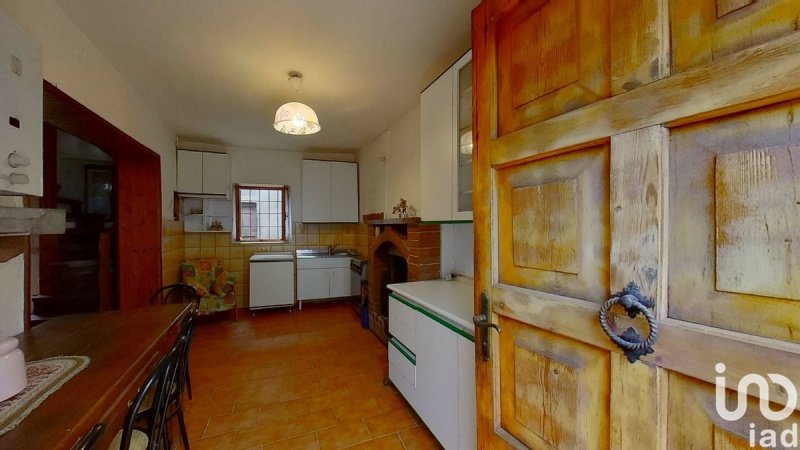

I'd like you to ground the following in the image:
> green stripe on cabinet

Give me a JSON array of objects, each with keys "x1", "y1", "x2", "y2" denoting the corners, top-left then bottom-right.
[
  {"x1": 389, "y1": 293, "x2": 475, "y2": 342},
  {"x1": 389, "y1": 337, "x2": 416, "y2": 365}
]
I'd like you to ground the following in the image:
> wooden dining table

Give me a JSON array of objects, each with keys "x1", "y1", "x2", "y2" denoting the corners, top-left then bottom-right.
[{"x1": 0, "y1": 302, "x2": 192, "y2": 450}]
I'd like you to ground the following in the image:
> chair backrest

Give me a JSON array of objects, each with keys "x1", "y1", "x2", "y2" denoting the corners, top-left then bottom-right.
[
  {"x1": 148, "y1": 284, "x2": 200, "y2": 307},
  {"x1": 117, "y1": 337, "x2": 185, "y2": 450},
  {"x1": 174, "y1": 313, "x2": 196, "y2": 395}
]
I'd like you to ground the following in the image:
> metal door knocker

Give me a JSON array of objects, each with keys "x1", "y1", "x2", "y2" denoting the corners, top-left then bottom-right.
[{"x1": 598, "y1": 282, "x2": 659, "y2": 363}]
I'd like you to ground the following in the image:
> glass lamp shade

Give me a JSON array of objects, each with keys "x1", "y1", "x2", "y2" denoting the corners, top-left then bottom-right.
[
  {"x1": 273, "y1": 102, "x2": 321, "y2": 135},
  {"x1": 459, "y1": 130, "x2": 473, "y2": 154}
]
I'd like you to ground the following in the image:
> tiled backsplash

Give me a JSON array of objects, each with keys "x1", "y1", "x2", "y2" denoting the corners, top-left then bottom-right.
[{"x1": 161, "y1": 220, "x2": 370, "y2": 308}]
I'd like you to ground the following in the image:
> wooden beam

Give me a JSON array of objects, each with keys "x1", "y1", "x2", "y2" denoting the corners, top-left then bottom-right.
[{"x1": 491, "y1": 31, "x2": 800, "y2": 166}]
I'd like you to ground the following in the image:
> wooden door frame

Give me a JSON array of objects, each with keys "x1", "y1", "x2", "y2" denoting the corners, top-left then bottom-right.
[{"x1": 42, "y1": 81, "x2": 162, "y2": 310}]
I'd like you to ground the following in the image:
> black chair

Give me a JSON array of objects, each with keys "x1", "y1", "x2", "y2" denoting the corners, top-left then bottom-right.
[
  {"x1": 170, "y1": 313, "x2": 196, "y2": 450},
  {"x1": 110, "y1": 339, "x2": 184, "y2": 450},
  {"x1": 132, "y1": 313, "x2": 196, "y2": 450},
  {"x1": 148, "y1": 283, "x2": 201, "y2": 308},
  {"x1": 149, "y1": 284, "x2": 200, "y2": 400}
]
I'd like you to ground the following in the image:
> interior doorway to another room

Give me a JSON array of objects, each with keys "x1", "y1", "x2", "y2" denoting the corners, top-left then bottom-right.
[{"x1": 34, "y1": 129, "x2": 117, "y2": 320}]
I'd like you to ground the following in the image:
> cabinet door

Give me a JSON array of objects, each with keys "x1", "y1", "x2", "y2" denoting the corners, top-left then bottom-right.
[
  {"x1": 177, "y1": 150, "x2": 202, "y2": 193},
  {"x1": 415, "y1": 313, "x2": 459, "y2": 450},
  {"x1": 453, "y1": 51, "x2": 473, "y2": 221},
  {"x1": 301, "y1": 160, "x2": 331, "y2": 222},
  {"x1": 201, "y1": 152, "x2": 230, "y2": 195},
  {"x1": 329, "y1": 267, "x2": 351, "y2": 298},
  {"x1": 457, "y1": 334, "x2": 476, "y2": 450},
  {"x1": 296, "y1": 268, "x2": 329, "y2": 300},
  {"x1": 329, "y1": 161, "x2": 358, "y2": 222},
  {"x1": 420, "y1": 71, "x2": 454, "y2": 221}
]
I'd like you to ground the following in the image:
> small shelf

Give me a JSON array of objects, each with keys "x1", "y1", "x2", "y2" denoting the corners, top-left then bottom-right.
[{"x1": 180, "y1": 197, "x2": 232, "y2": 233}]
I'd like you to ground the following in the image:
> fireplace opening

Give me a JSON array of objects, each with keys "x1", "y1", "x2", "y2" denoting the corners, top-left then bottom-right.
[
  {"x1": 371, "y1": 242, "x2": 408, "y2": 342},
  {"x1": 380, "y1": 251, "x2": 407, "y2": 317}
]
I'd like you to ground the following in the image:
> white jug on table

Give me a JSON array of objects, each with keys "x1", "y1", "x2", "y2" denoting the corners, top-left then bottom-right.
[{"x1": 0, "y1": 336, "x2": 27, "y2": 402}]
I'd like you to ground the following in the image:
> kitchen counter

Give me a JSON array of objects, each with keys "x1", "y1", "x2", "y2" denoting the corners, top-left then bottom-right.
[{"x1": 387, "y1": 278, "x2": 474, "y2": 334}]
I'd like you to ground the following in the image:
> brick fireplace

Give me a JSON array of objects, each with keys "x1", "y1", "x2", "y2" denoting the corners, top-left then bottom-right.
[{"x1": 366, "y1": 219, "x2": 440, "y2": 343}]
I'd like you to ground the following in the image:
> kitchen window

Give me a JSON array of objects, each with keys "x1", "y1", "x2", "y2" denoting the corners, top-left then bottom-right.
[{"x1": 235, "y1": 184, "x2": 289, "y2": 242}]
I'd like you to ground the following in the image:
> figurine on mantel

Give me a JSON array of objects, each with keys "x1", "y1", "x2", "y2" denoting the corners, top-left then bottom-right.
[{"x1": 392, "y1": 198, "x2": 408, "y2": 218}]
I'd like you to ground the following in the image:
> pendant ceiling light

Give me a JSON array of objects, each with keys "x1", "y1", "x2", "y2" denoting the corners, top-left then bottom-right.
[{"x1": 274, "y1": 72, "x2": 321, "y2": 135}]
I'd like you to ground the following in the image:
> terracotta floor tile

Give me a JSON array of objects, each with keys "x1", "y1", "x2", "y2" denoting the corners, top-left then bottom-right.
[
  {"x1": 186, "y1": 414, "x2": 210, "y2": 441},
  {"x1": 258, "y1": 402, "x2": 292, "y2": 423},
  {"x1": 286, "y1": 409, "x2": 338, "y2": 436},
  {"x1": 279, "y1": 381, "x2": 324, "y2": 402},
  {"x1": 184, "y1": 305, "x2": 438, "y2": 450},
  {"x1": 333, "y1": 398, "x2": 383, "y2": 422},
  {"x1": 305, "y1": 390, "x2": 351, "y2": 413},
  {"x1": 363, "y1": 409, "x2": 416, "y2": 438},
  {"x1": 205, "y1": 407, "x2": 260, "y2": 437},
  {"x1": 265, "y1": 433, "x2": 320, "y2": 450},
  {"x1": 190, "y1": 431, "x2": 236, "y2": 450},
  {"x1": 343, "y1": 434, "x2": 406, "y2": 450},
  {"x1": 317, "y1": 420, "x2": 371, "y2": 450},
  {"x1": 234, "y1": 420, "x2": 290, "y2": 449},
  {"x1": 398, "y1": 426, "x2": 443, "y2": 450}
]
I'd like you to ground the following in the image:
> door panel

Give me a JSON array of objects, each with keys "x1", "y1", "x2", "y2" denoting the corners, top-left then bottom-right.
[
  {"x1": 499, "y1": 318, "x2": 610, "y2": 449},
  {"x1": 493, "y1": 0, "x2": 610, "y2": 136},
  {"x1": 670, "y1": 0, "x2": 800, "y2": 73},
  {"x1": 496, "y1": 145, "x2": 609, "y2": 302},
  {"x1": 667, "y1": 372, "x2": 800, "y2": 449},
  {"x1": 669, "y1": 100, "x2": 800, "y2": 341}
]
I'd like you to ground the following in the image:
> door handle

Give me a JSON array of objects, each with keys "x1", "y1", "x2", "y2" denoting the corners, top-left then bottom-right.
[
  {"x1": 598, "y1": 281, "x2": 659, "y2": 363},
  {"x1": 473, "y1": 291, "x2": 501, "y2": 361}
]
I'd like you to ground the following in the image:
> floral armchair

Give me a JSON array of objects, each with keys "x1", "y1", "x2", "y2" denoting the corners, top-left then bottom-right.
[{"x1": 181, "y1": 258, "x2": 238, "y2": 319}]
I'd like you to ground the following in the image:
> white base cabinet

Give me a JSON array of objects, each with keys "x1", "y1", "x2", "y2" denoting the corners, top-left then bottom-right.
[
  {"x1": 296, "y1": 256, "x2": 352, "y2": 306},
  {"x1": 388, "y1": 292, "x2": 476, "y2": 450}
]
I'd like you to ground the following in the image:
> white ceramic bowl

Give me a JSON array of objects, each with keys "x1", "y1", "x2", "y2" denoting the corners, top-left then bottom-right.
[{"x1": 0, "y1": 336, "x2": 27, "y2": 402}]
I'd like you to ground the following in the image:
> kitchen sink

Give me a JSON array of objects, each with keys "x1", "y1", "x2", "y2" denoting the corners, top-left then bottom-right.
[{"x1": 295, "y1": 249, "x2": 358, "y2": 258}]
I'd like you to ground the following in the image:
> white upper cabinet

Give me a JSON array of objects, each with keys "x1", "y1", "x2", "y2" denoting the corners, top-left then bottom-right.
[
  {"x1": 201, "y1": 151, "x2": 230, "y2": 195},
  {"x1": 301, "y1": 159, "x2": 358, "y2": 223},
  {"x1": 177, "y1": 150, "x2": 202, "y2": 193},
  {"x1": 176, "y1": 149, "x2": 230, "y2": 196},
  {"x1": 420, "y1": 50, "x2": 473, "y2": 222},
  {"x1": 301, "y1": 159, "x2": 332, "y2": 222},
  {"x1": 330, "y1": 161, "x2": 359, "y2": 222},
  {"x1": 0, "y1": 11, "x2": 43, "y2": 197}
]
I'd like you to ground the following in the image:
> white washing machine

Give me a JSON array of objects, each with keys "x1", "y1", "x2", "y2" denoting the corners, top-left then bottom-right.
[{"x1": 249, "y1": 252, "x2": 295, "y2": 310}]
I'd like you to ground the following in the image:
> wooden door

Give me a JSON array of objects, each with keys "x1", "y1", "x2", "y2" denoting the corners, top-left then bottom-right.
[{"x1": 473, "y1": 0, "x2": 800, "y2": 448}]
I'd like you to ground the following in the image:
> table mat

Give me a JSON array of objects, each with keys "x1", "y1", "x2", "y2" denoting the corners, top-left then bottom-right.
[{"x1": 0, "y1": 355, "x2": 90, "y2": 436}]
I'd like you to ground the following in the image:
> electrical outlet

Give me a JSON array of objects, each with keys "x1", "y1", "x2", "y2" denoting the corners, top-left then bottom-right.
[{"x1": 11, "y1": 55, "x2": 22, "y2": 77}]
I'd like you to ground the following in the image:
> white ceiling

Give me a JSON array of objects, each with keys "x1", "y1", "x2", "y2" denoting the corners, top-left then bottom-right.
[{"x1": 54, "y1": 0, "x2": 478, "y2": 152}]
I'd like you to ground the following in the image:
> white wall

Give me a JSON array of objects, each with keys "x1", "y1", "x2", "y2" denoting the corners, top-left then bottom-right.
[
  {"x1": 440, "y1": 223, "x2": 474, "y2": 278},
  {"x1": 358, "y1": 104, "x2": 421, "y2": 216},
  {"x1": 0, "y1": 0, "x2": 176, "y2": 217}
]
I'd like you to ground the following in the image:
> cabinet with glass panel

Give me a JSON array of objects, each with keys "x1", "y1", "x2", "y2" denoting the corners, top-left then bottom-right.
[{"x1": 420, "y1": 50, "x2": 473, "y2": 222}]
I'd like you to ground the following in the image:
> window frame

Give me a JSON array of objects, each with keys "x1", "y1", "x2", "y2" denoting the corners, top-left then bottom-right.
[{"x1": 234, "y1": 183, "x2": 289, "y2": 243}]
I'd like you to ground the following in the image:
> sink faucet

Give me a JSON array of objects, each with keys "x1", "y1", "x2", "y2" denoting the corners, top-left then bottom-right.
[{"x1": 328, "y1": 243, "x2": 339, "y2": 255}]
